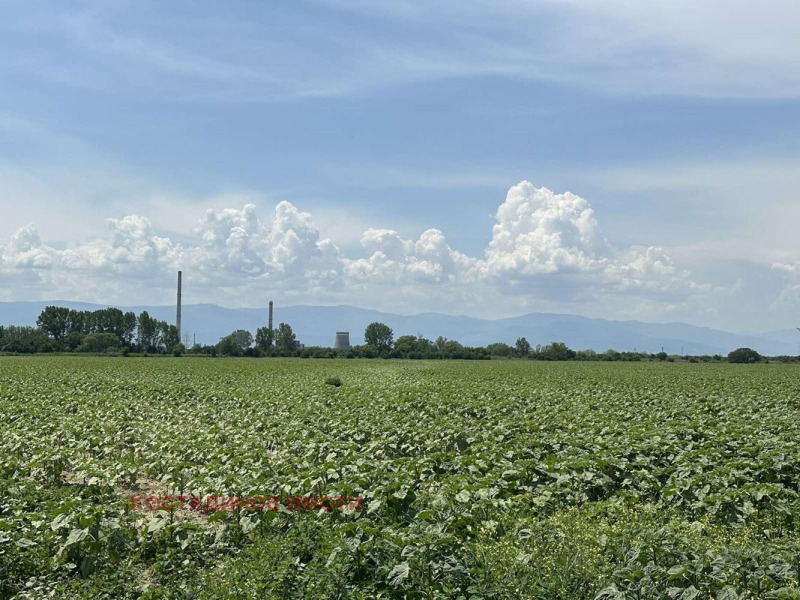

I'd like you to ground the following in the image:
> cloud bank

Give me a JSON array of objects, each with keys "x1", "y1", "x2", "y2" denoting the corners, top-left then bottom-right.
[{"x1": 0, "y1": 181, "x2": 703, "y2": 316}]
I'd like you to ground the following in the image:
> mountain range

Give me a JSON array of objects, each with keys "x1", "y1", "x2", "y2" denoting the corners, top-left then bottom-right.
[{"x1": 1, "y1": 301, "x2": 798, "y2": 356}]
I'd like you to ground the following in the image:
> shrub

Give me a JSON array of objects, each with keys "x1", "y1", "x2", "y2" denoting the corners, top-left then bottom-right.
[
  {"x1": 728, "y1": 347, "x2": 761, "y2": 364},
  {"x1": 325, "y1": 376, "x2": 343, "y2": 387}
]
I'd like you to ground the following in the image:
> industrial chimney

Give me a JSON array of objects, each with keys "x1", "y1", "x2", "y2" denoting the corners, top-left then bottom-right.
[
  {"x1": 268, "y1": 300, "x2": 273, "y2": 331},
  {"x1": 334, "y1": 332, "x2": 351, "y2": 349},
  {"x1": 176, "y1": 271, "x2": 182, "y2": 340}
]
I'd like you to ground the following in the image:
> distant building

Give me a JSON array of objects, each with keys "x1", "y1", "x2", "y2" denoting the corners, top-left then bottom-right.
[{"x1": 334, "y1": 332, "x2": 351, "y2": 349}]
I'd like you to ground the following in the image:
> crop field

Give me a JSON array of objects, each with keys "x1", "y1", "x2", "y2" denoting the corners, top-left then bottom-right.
[{"x1": 2, "y1": 358, "x2": 800, "y2": 599}]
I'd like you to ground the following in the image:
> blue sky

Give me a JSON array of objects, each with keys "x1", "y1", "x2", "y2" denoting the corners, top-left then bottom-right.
[{"x1": 1, "y1": 0, "x2": 799, "y2": 331}]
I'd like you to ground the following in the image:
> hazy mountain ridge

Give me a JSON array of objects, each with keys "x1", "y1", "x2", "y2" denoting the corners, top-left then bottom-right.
[{"x1": 1, "y1": 301, "x2": 796, "y2": 356}]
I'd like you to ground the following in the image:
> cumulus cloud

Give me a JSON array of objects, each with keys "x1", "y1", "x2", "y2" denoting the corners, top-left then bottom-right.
[
  {"x1": 188, "y1": 204, "x2": 265, "y2": 275},
  {"x1": 480, "y1": 182, "x2": 696, "y2": 297},
  {"x1": 2, "y1": 224, "x2": 57, "y2": 269},
  {"x1": 0, "y1": 201, "x2": 343, "y2": 303},
  {"x1": 483, "y1": 182, "x2": 610, "y2": 276},
  {"x1": 345, "y1": 227, "x2": 475, "y2": 285},
  {"x1": 131, "y1": 201, "x2": 345, "y2": 290},
  {"x1": 0, "y1": 181, "x2": 706, "y2": 313}
]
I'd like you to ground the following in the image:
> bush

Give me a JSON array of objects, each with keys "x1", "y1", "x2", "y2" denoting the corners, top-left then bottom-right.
[
  {"x1": 78, "y1": 333, "x2": 121, "y2": 353},
  {"x1": 325, "y1": 376, "x2": 343, "y2": 387},
  {"x1": 728, "y1": 347, "x2": 761, "y2": 364}
]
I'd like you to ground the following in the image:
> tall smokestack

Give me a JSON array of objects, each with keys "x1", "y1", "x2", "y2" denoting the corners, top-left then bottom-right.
[
  {"x1": 176, "y1": 271, "x2": 182, "y2": 341},
  {"x1": 268, "y1": 300, "x2": 273, "y2": 331}
]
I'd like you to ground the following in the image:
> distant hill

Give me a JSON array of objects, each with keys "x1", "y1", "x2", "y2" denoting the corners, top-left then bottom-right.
[{"x1": 0, "y1": 300, "x2": 796, "y2": 356}]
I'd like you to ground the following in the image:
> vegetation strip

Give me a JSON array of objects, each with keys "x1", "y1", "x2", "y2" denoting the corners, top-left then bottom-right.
[{"x1": 1, "y1": 357, "x2": 800, "y2": 597}]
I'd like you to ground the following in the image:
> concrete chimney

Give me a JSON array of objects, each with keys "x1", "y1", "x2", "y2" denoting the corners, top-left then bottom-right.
[
  {"x1": 268, "y1": 300, "x2": 273, "y2": 331},
  {"x1": 176, "y1": 271, "x2": 182, "y2": 340}
]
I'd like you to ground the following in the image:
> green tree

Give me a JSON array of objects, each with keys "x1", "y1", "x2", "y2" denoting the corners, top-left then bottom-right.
[
  {"x1": 394, "y1": 335, "x2": 418, "y2": 356},
  {"x1": 0, "y1": 326, "x2": 54, "y2": 353},
  {"x1": 64, "y1": 330, "x2": 85, "y2": 351},
  {"x1": 364, "y1": 322, "x2": 393, "y2": 352},
  {"x1": 159, "y1": 323, "x2": 181, "y2": 353},
  {"x1": 67, "y1": 310, "x2": 86, "y2": 337},
  {"x1": 541, "y1": 342, "x2": 575, "y2": 361},
  {"x1": 728, "y1": 347, "x2": 761, "y2": 364},
  {"x1": 276, "y1": 323, "x2": 297, "y2": 355},
  {"x1": 443, "y1": 339, "x2": 465, "y2": 358},
  {"x1": 415, "y1": 337, "x2": 435, "y2": 355},
  {"x1": 36, "y1": 306, "x2": 71, "y2": 344},
  {"x1": 487, "y1": 342, "x2": 514, "y2": 357},
  {"x1": 217, "y1": 329, "x2": 254, "y2": 356},
  {"x1": 255, "y1": 326, "x2": 275, "y2": 351},
  {"x1": 78, "y1": 333, "x2": 121, "y2": 353},
  {"x1": 136, "y1": 311, "x2": 158, "y2": 352},
  {"x1": 92, "y1": 308, "x2": 126, "y2": 338},
  {"x1": 515, "y1": 337, "x2": 531, "y2": 357},
  {"x1": 122, "y1": 312, "x2": 137, "y2": 348}
]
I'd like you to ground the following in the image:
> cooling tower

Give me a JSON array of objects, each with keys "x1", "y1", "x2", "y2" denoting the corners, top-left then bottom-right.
[{"x1": 334, "y1": 332, "x2": 351, "y2": 349}]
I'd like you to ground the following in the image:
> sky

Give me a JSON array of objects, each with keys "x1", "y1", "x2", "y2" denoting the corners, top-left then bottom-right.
[{"x1": 1, "y1": 0, "x2": 799, "y2": 332}]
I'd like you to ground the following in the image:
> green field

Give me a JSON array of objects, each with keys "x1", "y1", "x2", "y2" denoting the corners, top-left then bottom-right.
[{"x1": 2, "y1": 357, "x2": 800, "y2": 598}]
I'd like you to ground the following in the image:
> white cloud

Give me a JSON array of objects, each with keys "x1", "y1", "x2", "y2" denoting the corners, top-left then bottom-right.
[
  {"x1": 609, "y1": 247, "x2": 695, "y2": 295},
  {"x1": 0, "y1": 181, "x2": 707, "y2": 316},
  {"x1": 187, "y1": 204, "x2": 266, "y2": 277},
  {"x1": 177, "y1": 202, "x2": 344, "y2": 290},
  {"x1": 3, "y1": 224, "x2": 57, "y2": 269},
  {"x1": 478, "y1": 182, "x2": 696, "y2": 299},
  {"x1": 483, "y1": 182, "x2": 609, "y2": 276},
  {"x1": 345, "y1": 227, "x2": 475, "y2": 285},
  {"x1": 1, "y1": 216, "x2": 178, "y2": 281}
]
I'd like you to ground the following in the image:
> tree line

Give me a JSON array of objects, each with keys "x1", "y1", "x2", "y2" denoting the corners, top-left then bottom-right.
[
  {"x1": 0, "y1": 308, "x2": 789, "y2": 363},
  {"x1": 0, "y1": 306, "x2": 181, "y2": 354},
  {"x1": 202, "y1": 322, "x2": 784, "y2": 364}
]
